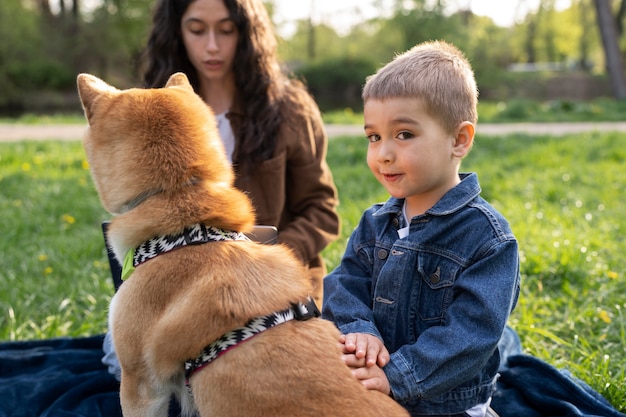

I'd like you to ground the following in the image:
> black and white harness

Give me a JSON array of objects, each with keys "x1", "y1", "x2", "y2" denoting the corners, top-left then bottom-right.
[
  {"x1": 122, "y1": 223, "x2": 248, "y2": 280},
  {"x1": 121, "y1": 223, "x2": 321, "y2": 394},
  {"x1": 184, "y1": 297, "x2": 320, "y2": 391}
]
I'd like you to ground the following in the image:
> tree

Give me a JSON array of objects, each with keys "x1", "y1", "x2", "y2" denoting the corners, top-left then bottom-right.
[
  {"x1": 615, "y1": 0, "x2": 626, "y2": 34},
  {"x1": 577, "y1": 0, "x2": 595, "y2": 70},
  {"x1": 594, "y1": 0, "x2": 626, "y2": 99}
]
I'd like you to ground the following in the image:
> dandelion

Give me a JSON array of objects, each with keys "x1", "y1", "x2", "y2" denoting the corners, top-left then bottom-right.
[
  {"x1": 82, "y1": 160, "x2": 90, "y2": 170},
  {"x1": 62, "y1": 214, "x2": 76, "y2": 225},
  {"x1": 607, "y1": 271, "x2": 618, "y2": 280},
  {"x1": 44, "y1": 266, "x2": 53, "y2": 275},
  {"x1": 38, "y1": 254, "x2": 48, "y2": 262},
  {"x1": 21, "y1": 162, "x2": 31, "y2": 171},
  {"x1": 597, "y1": 309, "x2": 611, "y2": 324}
]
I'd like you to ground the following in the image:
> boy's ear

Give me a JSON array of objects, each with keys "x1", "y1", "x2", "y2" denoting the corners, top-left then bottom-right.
[{"x1": 452, "y1": 121, "x2": 474, "y2": 158}]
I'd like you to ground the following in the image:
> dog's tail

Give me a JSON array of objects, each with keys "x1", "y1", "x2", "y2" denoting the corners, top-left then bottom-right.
[{"x1": 171, "y1": 375, "x2": 197, "y2": 417}]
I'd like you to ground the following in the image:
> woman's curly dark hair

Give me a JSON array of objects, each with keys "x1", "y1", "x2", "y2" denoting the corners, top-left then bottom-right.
[{"x1": 138, "y1": 0, "x2": 311, "y2": 170}]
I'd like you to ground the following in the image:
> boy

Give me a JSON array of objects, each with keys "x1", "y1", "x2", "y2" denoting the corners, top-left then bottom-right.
[{"x1": 322, "y1": 40, "x2": 520, "y2": 417}]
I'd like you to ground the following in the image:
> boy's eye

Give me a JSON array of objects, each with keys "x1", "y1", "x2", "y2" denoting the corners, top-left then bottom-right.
[
  {"x1": 366, "y1": 134, "x2": 380, "y2": 143},
  {"x1": 396, "y1": 131, "x2": 414, "y2": 140}
]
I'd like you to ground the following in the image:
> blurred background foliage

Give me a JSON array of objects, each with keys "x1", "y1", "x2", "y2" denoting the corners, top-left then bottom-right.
[{"x1": 1, "y1": 0, "x2": 626, "y2": 114}]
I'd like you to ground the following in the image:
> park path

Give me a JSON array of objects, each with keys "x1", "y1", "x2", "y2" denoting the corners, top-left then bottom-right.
[{"x1": 2, "y1": 121, "x2": 626, "y2": 142}]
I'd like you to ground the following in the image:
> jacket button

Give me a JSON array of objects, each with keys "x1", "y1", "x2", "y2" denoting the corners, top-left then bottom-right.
[
  {"x1": 430, "y1": 267, "x2": 441, "y2": 284},
  {"x1": 377, "y1": 249, "x2": 388, "y2": 260}
]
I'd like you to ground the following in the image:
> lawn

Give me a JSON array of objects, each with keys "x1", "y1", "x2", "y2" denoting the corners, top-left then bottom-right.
[{"x1": 0, "y1": 132, "x2": 625, "y2": 411}]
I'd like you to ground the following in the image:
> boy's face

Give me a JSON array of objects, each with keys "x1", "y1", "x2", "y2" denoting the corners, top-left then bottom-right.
[{"x1": 364, "y1": 97, "x2": 468, "y2": 216}]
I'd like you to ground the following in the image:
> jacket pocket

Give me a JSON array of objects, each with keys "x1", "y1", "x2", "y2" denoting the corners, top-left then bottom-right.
[{"x1": 417, "y1": 254, "x2": 459, "y2": 322}]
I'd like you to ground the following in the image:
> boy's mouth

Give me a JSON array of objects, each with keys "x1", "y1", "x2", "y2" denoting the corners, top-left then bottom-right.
[{"x1": 383, "y1": 173, "x2": 401, "y2": 182}]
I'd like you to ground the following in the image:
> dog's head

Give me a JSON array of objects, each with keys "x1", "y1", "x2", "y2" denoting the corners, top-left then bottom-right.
[
  {"x1": 77, "y1": 73, "x2": 235, "y2": 214},
  {"x1": 77, "y1": 73, "x2": 255, "y2": 244}
]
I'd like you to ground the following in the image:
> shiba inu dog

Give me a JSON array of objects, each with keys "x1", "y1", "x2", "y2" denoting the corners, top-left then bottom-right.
[{"x1": 77, "y1": 72, "x2": 408, "y2": 417}]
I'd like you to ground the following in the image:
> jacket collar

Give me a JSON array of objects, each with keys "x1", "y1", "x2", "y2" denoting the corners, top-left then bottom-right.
[{"x1": 373, "y1": 172, "x2": 482, "y2": 219}]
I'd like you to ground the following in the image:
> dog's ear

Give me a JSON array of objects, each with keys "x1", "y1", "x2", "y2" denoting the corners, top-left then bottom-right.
[
  {"x1": 165, "y1": 72, "x2": 194, "y2": 92},
  {"x1": 76, "y1": 73, "x2": 118, "y2": 123}
]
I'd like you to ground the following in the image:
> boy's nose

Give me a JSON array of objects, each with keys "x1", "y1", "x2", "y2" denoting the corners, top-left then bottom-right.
[{"x1": 377, "y1": 140, "x2": 394, "y2": 164}]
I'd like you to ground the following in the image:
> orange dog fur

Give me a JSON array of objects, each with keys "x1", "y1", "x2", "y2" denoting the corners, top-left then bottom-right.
[{"x1": 77, "y1": 73, "x2": 409, "y2": 417}]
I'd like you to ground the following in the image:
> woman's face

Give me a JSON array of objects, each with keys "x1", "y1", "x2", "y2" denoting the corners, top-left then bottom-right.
[{"x1": 181, "y1": 0, "x2": 239, "y2": 87}]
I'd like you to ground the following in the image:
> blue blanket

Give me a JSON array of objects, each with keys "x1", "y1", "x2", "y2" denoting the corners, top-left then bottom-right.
[
  {"x1": 0, "y1": 335, "x2": 120, "y2": 417},
  {"x1": 0, "y1": 328, "x2": 624, "y2": 417},
  {"x1": 492, "y1": 327, "x2": 626, "y2": 417}
]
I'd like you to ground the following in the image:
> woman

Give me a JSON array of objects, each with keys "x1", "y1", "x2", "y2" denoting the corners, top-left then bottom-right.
[
  {"x1": 138, "y1": 0, "x2": 340, "y2": 304},
  {"x1": 103, "y1": 0, "x2": 340, "y2": 383}
]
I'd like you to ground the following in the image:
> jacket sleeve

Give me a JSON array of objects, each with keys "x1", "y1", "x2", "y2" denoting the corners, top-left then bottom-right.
[
  {"x1": 322, "y1": 214, "x2": 382, "y2": 339},
  {"x1": 276, "y1": 98, "x2": 340, "y2": 264}
]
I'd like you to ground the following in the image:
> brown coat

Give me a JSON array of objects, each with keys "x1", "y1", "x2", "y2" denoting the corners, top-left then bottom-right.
[{"x1": 227, "y1": 90, "x2": 340, "y2": 304}]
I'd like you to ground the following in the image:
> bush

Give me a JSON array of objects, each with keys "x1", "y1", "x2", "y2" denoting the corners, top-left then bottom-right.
[
  {"x1": 8, "y1": 59, "x2": 75, "y2": 90},
  {"x1": 296, "y1": 57, "x2": 378, "y2": 112}
]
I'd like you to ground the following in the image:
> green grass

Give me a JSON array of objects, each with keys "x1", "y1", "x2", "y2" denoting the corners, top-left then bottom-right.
[
  {"x1": 0, "y1": 133, "x2": 625, "y2": 411},
  {"x1": 0, "y1": 141, "x2": 111, "y2": 339}
]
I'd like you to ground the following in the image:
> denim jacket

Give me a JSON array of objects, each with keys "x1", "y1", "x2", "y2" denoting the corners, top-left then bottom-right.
[{"x1": 323, "y1": 173, "x2": 520, "y2": 416}]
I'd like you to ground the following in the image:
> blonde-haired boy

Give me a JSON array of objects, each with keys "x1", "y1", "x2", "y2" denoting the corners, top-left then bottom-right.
[{"x1": 323, "y1": 41, "x2": 520, "y2": 417}]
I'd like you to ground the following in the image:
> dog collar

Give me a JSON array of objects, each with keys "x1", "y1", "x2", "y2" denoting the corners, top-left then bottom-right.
[
  {"x1": 121, "y1": 223, "x2": 249, "y2": 280},
  {"x1": 184, "y1": 297, "x2": 321, "y2": 392},
  {"x1": 119, "y1": 179, "x2": 200, "y2": 214},
  {"x1": 118, "y1": 187, "x2": 163, "y2": 214}
]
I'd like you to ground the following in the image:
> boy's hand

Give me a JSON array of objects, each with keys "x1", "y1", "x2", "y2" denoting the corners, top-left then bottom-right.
[
  {"x1": 338, "y1": 333, "x2": 392, "y2": 395},
  {"x1": 350, "y1": 363, "x2": 392, "y2": 395},
  {"x1": 339, "y1": 333, "x2": 390, "y2": 368}
]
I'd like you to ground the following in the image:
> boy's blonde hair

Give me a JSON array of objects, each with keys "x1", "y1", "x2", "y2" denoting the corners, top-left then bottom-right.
[{"x1": 362, "y1": 40, "x2": 478, "y2": 134}]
